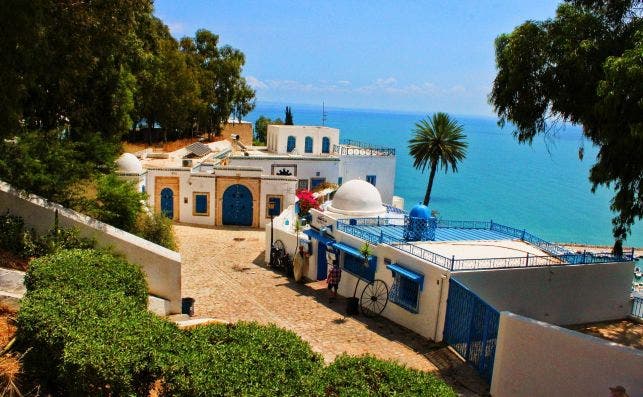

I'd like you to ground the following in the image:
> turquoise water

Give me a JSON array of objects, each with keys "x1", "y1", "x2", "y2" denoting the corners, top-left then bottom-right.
[{"x1": 248, "y1": 103, "x2": 643, "y2": 246}]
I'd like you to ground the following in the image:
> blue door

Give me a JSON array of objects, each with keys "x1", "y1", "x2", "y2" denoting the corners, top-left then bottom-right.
[
  {"x1": 222, "y1": 184, "x2": 253, "y2": 226},
  {"x1": 160, "y1": 188, "x2": 174, "y2": 219},
  {"x1": 317, "y1": 241, "x2": 328, "y2": 280}
]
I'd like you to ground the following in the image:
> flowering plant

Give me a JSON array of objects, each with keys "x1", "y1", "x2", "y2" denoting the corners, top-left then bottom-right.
[{"x1": 296, "y1": 189, "x2": 319, "y2": 215}]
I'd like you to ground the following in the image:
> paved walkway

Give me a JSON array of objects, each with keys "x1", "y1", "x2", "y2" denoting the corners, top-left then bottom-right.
[{"x1": 174, "y1": 224, "x2": 488, "y2": 396}]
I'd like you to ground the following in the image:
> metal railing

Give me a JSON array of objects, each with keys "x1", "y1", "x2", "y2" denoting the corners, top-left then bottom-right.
[
  {"x1": 632, "y1": 296, "x2": 643, "y2": 319},
  {"x1": 332, "y1": 139, "x2": 396, "y2": 156},
  {"x1": 384, "y1": 203, "x2": 407, "y2": 214},
  {"x1": 335, "y1": 218, "x2": 635, "y2": 271}
]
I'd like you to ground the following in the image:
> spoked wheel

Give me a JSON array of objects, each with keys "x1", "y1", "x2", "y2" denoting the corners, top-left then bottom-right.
[{"x1": 360, "y1": 279, "x2": 389, "y2": 317}]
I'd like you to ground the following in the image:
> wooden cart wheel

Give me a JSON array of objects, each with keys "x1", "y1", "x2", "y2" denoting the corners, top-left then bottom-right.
[{"x1": 360, "y1": 279, "x2": 389, "y2": 317}]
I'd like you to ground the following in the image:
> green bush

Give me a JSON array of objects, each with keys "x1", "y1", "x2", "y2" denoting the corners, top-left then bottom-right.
[
  {"x1": 91, "y1": 173, "x2": 146, "y2": 233},
  {"x1": 0, "y1": 211, "x2": 26, "y2": 254},
  {"x1": 24, "y1": 249, "x2": 147, "y2": 308},
  {"x1": 135, "y1": 210, "x2": 177, "y2": 250},
  {"x1": 18, "y1": 288, "x2": 179, "y2": 396},
  {"x1": 319, "y1": 354, "x2": 457, "y2": 397},
  {"x1": 160, "y1": 322, "x2": 323, "y2": 396}
]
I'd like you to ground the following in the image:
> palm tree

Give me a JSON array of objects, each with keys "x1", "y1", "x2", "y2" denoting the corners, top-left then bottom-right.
[{"x1": 409, "y1": 113, "x2": 468, "y2": 205}]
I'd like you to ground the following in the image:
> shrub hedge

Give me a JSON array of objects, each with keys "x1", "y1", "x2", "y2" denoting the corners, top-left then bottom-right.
[
  {"x1": 319, "y1": 354, "x2": 457, "y2": 397},
  {"x1": 17, "y1": 249, "x2": 457, "y2": 396},
  {"x1": 161, "y1": 322, "x2": 323, "y2": 396}
]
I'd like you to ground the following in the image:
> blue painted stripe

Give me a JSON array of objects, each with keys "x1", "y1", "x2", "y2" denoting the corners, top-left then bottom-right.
[
  {"x1": 303, "y1": 228, "x2": 334, "y2": 245},
  {"x1": 333, "y1": 242, "x2": 370, "y2": 259}
]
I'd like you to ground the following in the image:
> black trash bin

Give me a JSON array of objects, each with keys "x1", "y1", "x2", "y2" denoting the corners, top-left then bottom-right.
[
  {"x1": 346, "y1": 297, "x2": 359, "y2": 315},
  {"x1": 182, "y1": 297, "x2": 195, "y2": 317}
]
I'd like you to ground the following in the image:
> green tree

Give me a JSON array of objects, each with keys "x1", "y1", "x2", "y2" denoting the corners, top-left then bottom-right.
[
  {"x1": 489, "y1": 0, "x2": 643, "y2": 240},
  {"x1": 408, "y1": 113, "x2": 468, "y2": 205},
  {"x1": 180, "y1": 30, "x2": 255, "y2": 140},
  {"x1": 92, "y1": 174, "x2": 146, "y2": 233},
  {"x1": 285, "y1": 106, "x2": 294, "y2": 125},
  {"x1": 254, "y1": 116, "x2": 283, "y2": 144}
]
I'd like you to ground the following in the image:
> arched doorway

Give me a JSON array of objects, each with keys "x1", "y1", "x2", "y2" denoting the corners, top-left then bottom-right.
[
  {"x1": 222, "y1": 184, "x2": 253, "y2": 226},
  {"x1": 160, "y1": 187, "x2": 174, "y2": 219}
]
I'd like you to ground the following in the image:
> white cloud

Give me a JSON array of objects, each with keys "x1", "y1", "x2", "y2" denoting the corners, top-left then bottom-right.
[{"x1": 246, "y1": 76, "x2": 268, "y2": 90}]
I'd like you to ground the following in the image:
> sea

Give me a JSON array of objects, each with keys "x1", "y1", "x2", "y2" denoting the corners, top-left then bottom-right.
[{"x1": 247, "y1": 102, "x2": 643, "y2": 248}]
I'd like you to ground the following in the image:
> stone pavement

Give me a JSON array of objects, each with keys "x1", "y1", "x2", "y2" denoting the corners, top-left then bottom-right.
[{"x1": 174, "y1": 224, "x2": 488, "y2": 396}]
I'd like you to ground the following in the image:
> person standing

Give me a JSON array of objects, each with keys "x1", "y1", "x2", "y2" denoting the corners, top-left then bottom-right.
[{"x1": 327, "y1": 262, "x2": 342, "y2": 302}]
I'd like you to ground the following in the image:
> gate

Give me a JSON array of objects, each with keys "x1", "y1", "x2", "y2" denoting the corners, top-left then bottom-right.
[
  {"x1": 222, "y1": 184, "x2": 253, "y2": 226},
  {"x1": 160, "y1": 188, "x2": 174, "y2": 219},
  {"x1": 443, "y1": 278, "x2": 499, "y2": 383}
]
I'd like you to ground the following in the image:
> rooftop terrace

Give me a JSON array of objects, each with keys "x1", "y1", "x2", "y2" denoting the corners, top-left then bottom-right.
[
  {"x1": 332, "y1": 139, "x2": 396, "y2": 156},
  {"x1": 335, "y1": 217, "x2": 634, "y2": 271}
]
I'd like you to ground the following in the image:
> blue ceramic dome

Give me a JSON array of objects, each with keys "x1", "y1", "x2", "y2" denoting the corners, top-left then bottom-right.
[{"x1": 409, "y1": 203, "x2": 431, "y2": 219}]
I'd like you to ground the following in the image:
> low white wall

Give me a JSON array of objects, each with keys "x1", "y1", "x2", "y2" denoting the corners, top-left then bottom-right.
[
  {"x1": 454, "y1": 261, "x2": 634, "y2": 325},
  {"x1": 0, "y1": 181, "x2": 182, "y2": 314},
  {"x1": 491, "y1": 312, "x2": 643, "y2": 397}
]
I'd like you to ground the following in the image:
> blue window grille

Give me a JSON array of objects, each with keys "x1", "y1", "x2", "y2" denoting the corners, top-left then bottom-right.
[
  {"x1": 366, "y1": 175, "x2": 376, "y2": 186},
  {"x1": 194, "y1": 193, "x2": 208, "y2": 215},
  {"x1": 387, "y1": 263, "x2": 423, "y2": 312},
  {"x1": 336, "y1": 243, "x2": 376, "y2": 282},
  {"x1": 310, "y1": 177, "x2": 326, "y2": 189},
  {"x1": 305, "y1": 136, "x2": 313, "y2": 153},
  {"x1": 322, "y1": 137, "x2": 330, "y2": 153},
  {"x1": 287, "y1": 136, "x2": 296, "y2": 152}
]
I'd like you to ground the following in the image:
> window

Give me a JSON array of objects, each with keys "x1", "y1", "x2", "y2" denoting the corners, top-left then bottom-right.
[
  {"x1": 387, "y1": 263, "x2": 424, "y2": 313},
  {"x1": 337, "y1": 177, "x2": 343, "y2": 185},
  {"x1": 287, "y1": 136, "x2": 296, "y2": 152},
  {"x1": 305, "y1": 136, "x2": 313, "y2": 153},
  {"x1": 322, "y1": 137, "x2": 330, "y2": 153},
  {"x1": 266, "y1": 195, "x2": 283, "y2": 218},
  {"x1": 340, "y1": 247, "x2": 377, "y2": 282},
  {"x1": 298, "y1": 179, "x2": 309, "y2": 190},
  {"x1": 366, "y1": 175, "x2": 376, "y2": 186},
  {"x1": 193, "y1": 192, "x2": 209, "y2": 216},
  {"x1": 310, "y1": 177, "x2": 326, "y2": 190}
]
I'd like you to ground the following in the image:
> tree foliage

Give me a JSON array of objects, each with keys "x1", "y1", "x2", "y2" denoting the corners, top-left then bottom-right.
[
  {"x1": 490, "y1": 0, "x2": 643, "y2": 240},
  {"x1": 254, "y1": 115, "x2": 284, "y2": 144},
  {"x1": 285, "y1": 106, "x2": 294, "y2": 125},
  {"x1": 408, "y1": 113, "x2": 468, "y2": 205}
]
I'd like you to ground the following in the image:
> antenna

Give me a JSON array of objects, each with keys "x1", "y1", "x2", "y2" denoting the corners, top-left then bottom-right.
[{"x1": 322, "y1": 102, "x2": 328, "y2": 126}]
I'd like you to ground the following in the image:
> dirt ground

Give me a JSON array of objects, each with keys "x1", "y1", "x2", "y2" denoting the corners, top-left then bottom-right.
[{"x1": 569, "y1": 320, "x2": 643, "y2": 350}]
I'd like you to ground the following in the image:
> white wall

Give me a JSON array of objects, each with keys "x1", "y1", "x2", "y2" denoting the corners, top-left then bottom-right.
[
  {"x1": 491, "y1": 312, "x2": 643, "y2": 397},
  {"x1": 339, "y1": 155, "x2": 396, "y2": 203},
  {"x1": 454, "y1": 261, "x2": 634, "y2": 325},
  {"x1": 267, "y1": 125, "x2": 339, "y2": 155},
  {"x1": 0, "y1": 181, "x2": 182, "y2": 314},
  {"x1": 228, "y1": 156, "x2": 340, "y2": 189},
  {"x1": 259, "y1": 176, "x2": 297, "y2": 228}
]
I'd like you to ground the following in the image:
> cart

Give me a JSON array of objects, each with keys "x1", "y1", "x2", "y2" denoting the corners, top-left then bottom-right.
[{"x1": 270, "y1": 239, "x2": 293, "y2": 276}]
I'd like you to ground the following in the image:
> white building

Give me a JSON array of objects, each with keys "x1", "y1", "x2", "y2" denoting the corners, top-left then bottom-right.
[
  {"x1": 266, "y1": 179, "x2": 640, "y2": 393},
  {"x1": 229, "y1": 125, "x2": 397, "y2": 203}
]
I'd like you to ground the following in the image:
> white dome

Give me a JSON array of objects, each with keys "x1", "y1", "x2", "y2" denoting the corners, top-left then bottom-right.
[
  {"x1": 327, "y1": 179, "x2": 386, "y2": 216},
  {"x1": 116, "y1": 153, "x2": 143, "y2": 174}
]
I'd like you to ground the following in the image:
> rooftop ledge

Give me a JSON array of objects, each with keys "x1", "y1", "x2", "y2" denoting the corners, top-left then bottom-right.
[
  {"x1": 335, "y1": 217, "x2": 634, "y2": 271},
  {"x1": 333, "y1": 139, "x2": 396, "y2": 156}
]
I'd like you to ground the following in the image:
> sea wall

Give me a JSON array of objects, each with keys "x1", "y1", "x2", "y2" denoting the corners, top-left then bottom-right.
[
  {"x1": 453, "y1": 261, "x2": 634, "y2": 325},
  {"x1": 0, "y1": 181, "x2": 182, "y2": 314},
  {"x1": 491, "y1": 312, "x2": 643, "y2": 397}
]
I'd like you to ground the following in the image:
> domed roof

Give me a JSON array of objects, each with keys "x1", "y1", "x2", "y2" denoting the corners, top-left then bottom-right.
[
  {"x1": 327, "y1": 179, "x2": 386, "y2": 216},
  {"x1": 116, "y1": 153, "x2": 143, "y2": 174},
  {"x1": 409, "y1": 203, "x2": 431, "y2": 219}
]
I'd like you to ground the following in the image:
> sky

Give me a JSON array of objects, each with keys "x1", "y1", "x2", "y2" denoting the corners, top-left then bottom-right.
[{"x1": 154, "y1": 0, "x2": 563, "y2": 116}]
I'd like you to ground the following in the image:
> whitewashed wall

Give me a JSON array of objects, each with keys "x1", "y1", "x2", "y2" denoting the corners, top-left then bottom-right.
[
  {"x1": 228, "y1": 156, "x2": 340, "y2": 188},
  {"x1": 338, "y1": 155, "x2": 396, "y2": 203},
  {"x1": 454, "y1": 261, "x2": 634, "y2": 325},
  {"x1": 0, "y1": 181, "x2": 182, "y2": 314},
  {"x1": 267, "y1": 125, "x2": 339, "y2": 155},
  {"x1": 491, "y1": 312, "x2": 643, "y2": 397},
  {"x1": 259, "y1": 176, "x2": 297, "y2": 228}
]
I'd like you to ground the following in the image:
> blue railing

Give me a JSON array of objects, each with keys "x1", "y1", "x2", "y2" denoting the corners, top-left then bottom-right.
[
  {"x1": 335, "y1": 217, "x2": 634, "y2": 271},
  {"x1": 631, "y1": 296, "x2": 643, "y2": 319},
  {"x1": 384, "y1": 204, "x2": 407, "y2": 214},
  {"x1": 332, "y1": 139, "x2": 396, "y2": 156}
]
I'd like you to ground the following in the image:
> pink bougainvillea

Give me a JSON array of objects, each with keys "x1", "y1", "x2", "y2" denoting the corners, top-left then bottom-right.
[{"x1": 296, "y1": 189, "x2": 320, "y2": 215}]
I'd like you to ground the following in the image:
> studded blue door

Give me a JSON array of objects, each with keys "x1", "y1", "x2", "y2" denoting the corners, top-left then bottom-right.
[
  {"x1": 317, "y1": 241, "x2": 328, "y2": 280},
  {"x1": 222, "y1": 184, "x2": 253, "y2": 226},
  {"x1": 160, "y1": 188, "x2": 174, "y2": 219}
]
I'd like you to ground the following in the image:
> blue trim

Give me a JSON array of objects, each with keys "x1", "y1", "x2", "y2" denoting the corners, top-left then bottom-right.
[
  {"x1": 332, "y1": 242, "x2": 371, "y2": 260},
  {"x1": 386, "y1": 264, "x2": 424, "y2": 291},
  {"x1": 303, "y1": 228, "x2": 334, "y2": 246}
]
